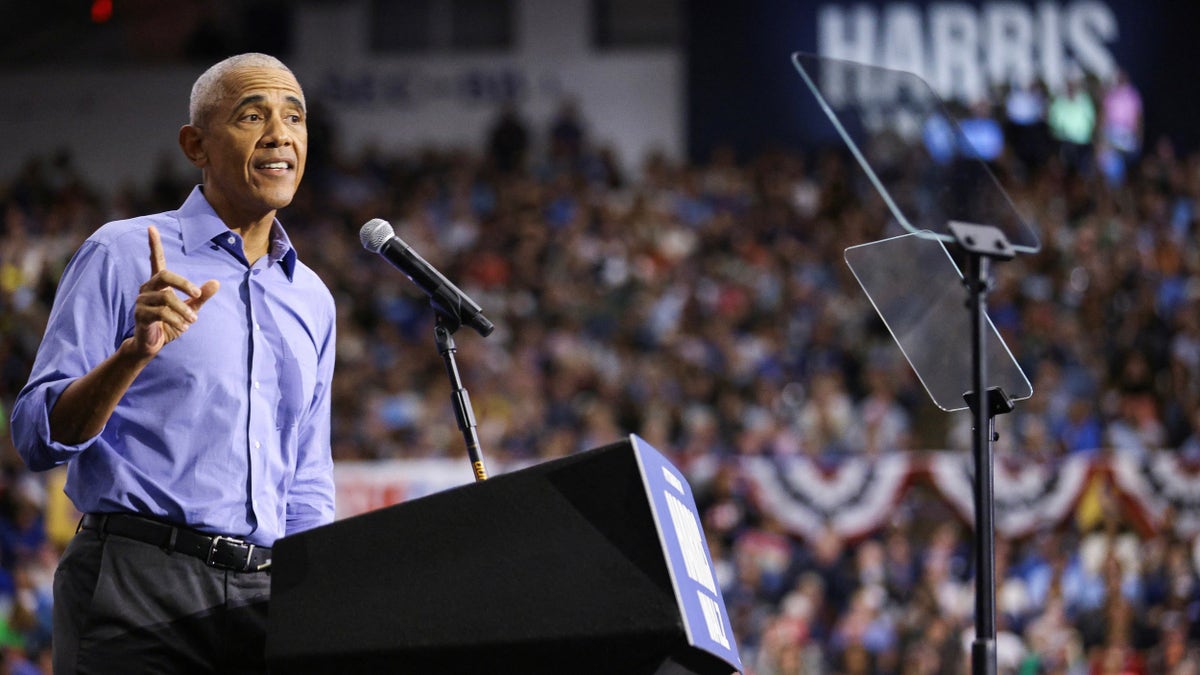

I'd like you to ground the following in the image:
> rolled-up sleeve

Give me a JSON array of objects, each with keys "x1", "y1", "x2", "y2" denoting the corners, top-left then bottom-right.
[{"x1": 11, "y1": 239, "x2": 131, "y2": 471}]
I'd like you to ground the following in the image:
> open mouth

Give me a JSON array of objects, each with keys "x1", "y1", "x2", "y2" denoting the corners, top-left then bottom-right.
[{"x1": 255, "y1": 159, "x2": 294, "y2": 175}]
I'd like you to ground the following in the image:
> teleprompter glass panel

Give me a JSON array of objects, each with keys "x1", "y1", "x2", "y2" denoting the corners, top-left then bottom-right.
[
  {"x1": 792, "y1": 53, "x2": 1041, "y2": 254},
  {"x1": 844, "y1": 233, "x2": 1031, "y2": 412}
]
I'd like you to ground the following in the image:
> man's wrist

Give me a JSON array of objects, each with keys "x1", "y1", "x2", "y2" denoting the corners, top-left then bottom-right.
[{"x1": 116, "y1": 336, "x2": 157, "y2": 367}]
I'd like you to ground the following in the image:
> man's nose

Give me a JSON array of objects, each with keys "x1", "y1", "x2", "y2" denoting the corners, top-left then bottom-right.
[{"x1": 261, "y1": 117, "x2": 292, "y2": 148}]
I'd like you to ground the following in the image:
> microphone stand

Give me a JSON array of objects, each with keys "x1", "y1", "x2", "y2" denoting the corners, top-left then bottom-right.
[{"x1": 434, "y1": 316, "x2": 489, "y2": 482}]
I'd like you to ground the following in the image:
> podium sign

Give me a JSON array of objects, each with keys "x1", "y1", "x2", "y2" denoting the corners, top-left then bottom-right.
[
  {"x1": 266, "y1": 435, "x2": 742, "y2": 674},
  {"x1": 632, "y1": 435, "x2": 740, "y2": 668}
]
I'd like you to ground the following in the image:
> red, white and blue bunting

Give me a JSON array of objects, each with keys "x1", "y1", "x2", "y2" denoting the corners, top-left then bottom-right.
[
  {"x1": 740, "y1": 453, "x2": 913, "y2": 542},
  {"x1": 926, "y1": 452, "x2": 1093, "y2": 538},
  {"x1": 331, "y1": 449, "x2": 1200, "y2": 542},
  {"x1": 1108, "y1": 450, "x2": 1200, "y2": 538},
  {"x1": 735, "y1": 449, "x2": 1189, "y2": 542}
]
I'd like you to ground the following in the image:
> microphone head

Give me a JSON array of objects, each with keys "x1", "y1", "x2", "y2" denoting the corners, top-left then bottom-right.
[{"x1": 359, "y1": 218, "x2": 394, "y2": 252}]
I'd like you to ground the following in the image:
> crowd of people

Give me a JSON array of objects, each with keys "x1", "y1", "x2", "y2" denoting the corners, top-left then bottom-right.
[{"x1": 0, "y1": 67, "x2": 1197, "y2": 672}]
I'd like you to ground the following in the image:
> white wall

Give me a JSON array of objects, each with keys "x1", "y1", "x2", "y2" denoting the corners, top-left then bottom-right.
[{"x1": 0, "y1": 0, "x2": 683, "y2": 193}]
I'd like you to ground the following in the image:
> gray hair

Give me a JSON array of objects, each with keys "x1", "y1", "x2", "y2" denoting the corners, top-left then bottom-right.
[{"x1": 188, "y1": 53, "x2": 303, "y2": 126}]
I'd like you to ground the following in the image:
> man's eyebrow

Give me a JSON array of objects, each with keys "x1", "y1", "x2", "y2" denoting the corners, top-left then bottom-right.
[
  {"x1": 233, "y1": 94, "x2": 306, "y2": 113},
  {"x1": 235, "y1": 94, "x2": 266, "y2": 110}
]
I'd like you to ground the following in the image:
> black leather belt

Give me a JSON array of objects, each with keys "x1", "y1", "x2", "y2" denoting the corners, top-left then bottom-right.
[{"x1": 80, "y1": 513, "x2": 271, "y2": 573}]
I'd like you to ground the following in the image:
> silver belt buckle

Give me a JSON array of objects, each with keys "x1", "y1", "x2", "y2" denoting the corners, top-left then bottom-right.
[{"x1": 206, "y1": 535, "x2": 253, "y2": 570}]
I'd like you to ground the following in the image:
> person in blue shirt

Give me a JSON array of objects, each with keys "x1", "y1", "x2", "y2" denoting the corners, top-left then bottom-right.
[{"x1": 10, "y1": 52, "x2": 336, "y2": 673}]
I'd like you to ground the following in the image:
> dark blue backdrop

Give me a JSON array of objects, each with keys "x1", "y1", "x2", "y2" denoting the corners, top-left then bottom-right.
[{"x1": 686, "y1": 0, "x2": 1199, "y2": 162}]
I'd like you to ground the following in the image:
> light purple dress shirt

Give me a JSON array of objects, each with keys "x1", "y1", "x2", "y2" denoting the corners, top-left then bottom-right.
[{"x1": 11, "y1": 187, "x2": 336, "y2": 546}]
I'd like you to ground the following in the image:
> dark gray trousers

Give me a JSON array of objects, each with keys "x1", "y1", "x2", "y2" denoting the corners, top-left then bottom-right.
[{"x1": 53, "y1": 528, "x2": 270, "y2": 675}]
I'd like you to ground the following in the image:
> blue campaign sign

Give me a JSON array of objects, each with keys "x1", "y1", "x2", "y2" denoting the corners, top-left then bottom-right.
[
  {"x1": 687, "y1": 0, "x2": 1200, "y2": 160},
  {"x1": 629, "y1": 434, "x2": 742, "y2": 672}
]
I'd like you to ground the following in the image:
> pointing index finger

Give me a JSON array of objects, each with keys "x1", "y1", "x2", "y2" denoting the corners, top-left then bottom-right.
[
  {"x1": 145, "y1": 226, "x2": 200, "y2": 298},
  {"x1": 148, "y1": 226, "x2": 167, "y2": 277}
]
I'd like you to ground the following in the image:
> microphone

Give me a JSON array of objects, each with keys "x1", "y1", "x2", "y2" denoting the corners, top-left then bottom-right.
[{"x1": 360, "y1": 218, "x2": 494, "y2": 337}]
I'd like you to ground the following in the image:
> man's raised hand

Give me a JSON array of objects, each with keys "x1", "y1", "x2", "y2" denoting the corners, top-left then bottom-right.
[{"x1": 132, "y1": 226, "x2": 220, "y2": 357}]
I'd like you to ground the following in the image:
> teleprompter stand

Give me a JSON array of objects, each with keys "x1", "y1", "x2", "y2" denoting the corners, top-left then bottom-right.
[
  {"x1": 953, "y1": 221, "x2": 1018, "y2": 675},
  {"x1": 793, "y1": 54, "x2": 1042, "y2": 675}
]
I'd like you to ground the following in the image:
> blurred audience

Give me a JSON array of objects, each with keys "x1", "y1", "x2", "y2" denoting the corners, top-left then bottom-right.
[{"x1": 1, "y1": 77, "x2": 1199, "y2": 672}]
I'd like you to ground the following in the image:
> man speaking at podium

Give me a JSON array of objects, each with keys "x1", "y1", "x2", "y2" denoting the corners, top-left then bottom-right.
[{"x1": 10, "y1": 53, "x2": 336, "y2": 673}]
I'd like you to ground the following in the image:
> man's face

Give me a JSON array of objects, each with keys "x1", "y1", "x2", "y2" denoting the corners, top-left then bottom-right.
[{"x1": 187, "y1": 66, "x2": 307, "y2": 225}]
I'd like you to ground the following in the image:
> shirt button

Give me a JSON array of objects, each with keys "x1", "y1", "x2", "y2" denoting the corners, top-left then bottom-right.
[
  {"x1": 254, "y1": 441, "x2": 262, "y2": 449},
  {"x1": 254, "y1": 381, "x2": 261, "y2": 390},
  {"x1": 227, "y1": 235, "x2": 236, "y2": 245},
  {"x1": 254, "y1": 322, "x2": 261, "y2": 331}
]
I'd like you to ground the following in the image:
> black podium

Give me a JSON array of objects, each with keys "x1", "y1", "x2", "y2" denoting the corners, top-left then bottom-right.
[{"x1": 265, "y1": 436, "x2": 742, "y2": 674}]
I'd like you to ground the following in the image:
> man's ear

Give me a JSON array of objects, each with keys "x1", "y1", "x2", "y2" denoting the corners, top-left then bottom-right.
[{"x1": 179, "y1": 125, "x2": 207, "y2": 168}]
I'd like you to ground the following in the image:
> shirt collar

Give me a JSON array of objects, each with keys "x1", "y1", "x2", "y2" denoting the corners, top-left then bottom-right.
[{"x1": 177, "y1": 186, "x2": 298, "y2": 281}]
